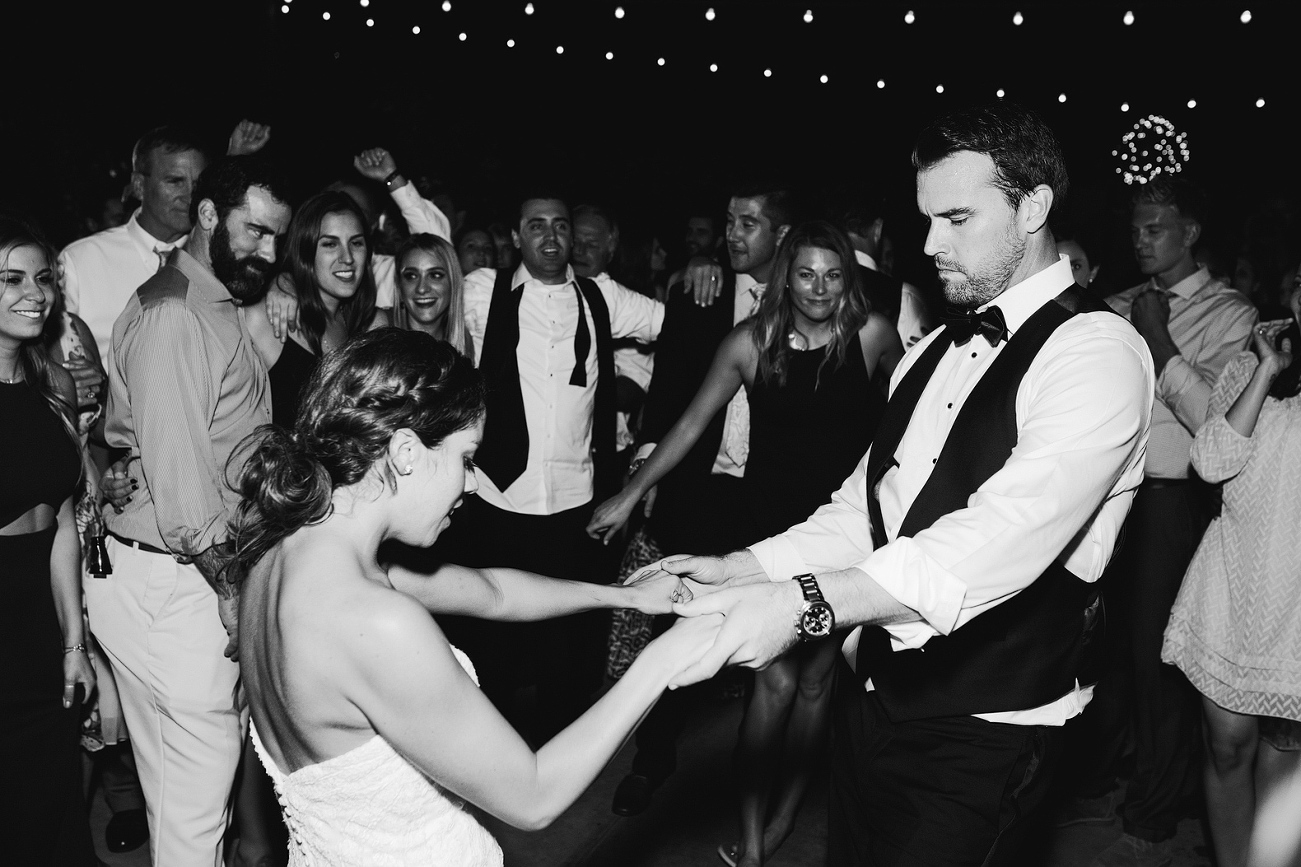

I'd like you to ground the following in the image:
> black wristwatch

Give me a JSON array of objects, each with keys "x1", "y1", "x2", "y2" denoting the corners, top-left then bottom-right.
[{"x1": 793, "y1": 573, "x2": 835, "y2": 641}]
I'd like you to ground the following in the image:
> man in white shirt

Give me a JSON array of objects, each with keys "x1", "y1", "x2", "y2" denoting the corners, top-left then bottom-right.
[
  {"x1": 432, "y1": 193, "x2": 663, "y2": 743},
  {"x1": 1076, "y1": 178, "x2": 1257, "y2": 867},
  {"x1": 652, "y1": 102, "x2": 1154, "y2": 866}
]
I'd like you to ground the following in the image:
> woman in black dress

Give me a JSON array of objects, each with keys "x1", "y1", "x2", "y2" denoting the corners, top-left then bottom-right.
[
  {"x1": 589, "y1": 221, "x2": 902, "y2": 866},
  {"x1": 0, "y1": 216, "x2": 96, "y2": 864}
]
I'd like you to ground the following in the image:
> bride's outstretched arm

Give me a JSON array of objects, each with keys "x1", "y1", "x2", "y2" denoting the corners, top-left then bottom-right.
[
  {"x1": 351, "y1": 594, "x2": 722, "y2": 829},
  {"x1": 387, "y1": 561, "x2": 700, "y2": 621}
]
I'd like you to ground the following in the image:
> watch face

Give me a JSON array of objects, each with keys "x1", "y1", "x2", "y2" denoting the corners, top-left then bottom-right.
[{"x1": 801, "y1": 603, "x2": 834, "y2": 638}]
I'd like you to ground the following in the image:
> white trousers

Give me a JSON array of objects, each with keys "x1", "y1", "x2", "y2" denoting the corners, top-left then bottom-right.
[{"x1": 84, "y1": 539, "x2": 244, "y2": 867}]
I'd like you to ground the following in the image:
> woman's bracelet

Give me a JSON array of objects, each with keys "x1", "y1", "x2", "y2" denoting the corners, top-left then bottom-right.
[
  {"x1": 627, "y1": 457, "x2": 648, "y2": 477},
  {"x1": 64, "y1": 643, "x2": 88, "y2": 654}
]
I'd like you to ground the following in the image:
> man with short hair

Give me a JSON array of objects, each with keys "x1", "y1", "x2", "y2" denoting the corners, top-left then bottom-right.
[
  {"x1": 1080, "y1": 178, "x2": 1258, "y2": 867},
  {"x1": 684, "y1": 213, "x2": 722, "y2": 260},
  {"x1": 843, "y1": 203, "x2": 934, "y2": 348},
  {"x1": 655, "y1": 102, "x2": 1154, "y2": 865},
  {"x1": 605, "y1": 183, "x2": 796, "y2": 816},
  {"x1": 433, "y1": 194, "x2": 663, "y2": 742},
  {"x1": 89, "y1": 156, "x2": 292, "y2": 867}
]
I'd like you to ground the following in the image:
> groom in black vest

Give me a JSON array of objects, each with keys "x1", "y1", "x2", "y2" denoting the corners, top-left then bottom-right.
[{"x1": 654, "y1": 102, "x2": 1155, "y2": 865}]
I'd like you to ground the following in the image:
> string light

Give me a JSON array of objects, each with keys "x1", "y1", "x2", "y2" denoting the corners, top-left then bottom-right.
[
  {"x1": 705, "y1": 7, "x2": 716, "y2": 21},
  {"x1": 280, "y1": 4, "x2": 288, "y2": 11},
  {"x1": 459, "y1": 32, "x2": 467, "y2": 41},
  {"x1": 605, "y1": 51, "x2": 613, "y2": 60},
  {"x1": 614, "y1": 6, "x2": 624, "y2": 19},
  {"x1": 710, "y1": 63, "x2": 718, "y2": 72},
  {"x1": 904, "y1": 10, "x2": 916, "y2": 24},
  {"x1": 996, "y1": 88, "x2": 1005, "y2": 98},
  {"x1": 1012, "y1": 11, "x2": 1023, "y2": 25},
  {"x1": 803, "y1": 9, "x2": 813, "y2": 23},
  {"x1": 411, "y1": 25, "x2": 420, "y2": 33},
  {"x1": 820, "y1": 74, "x2": 829, "y2": 83},
  {"x1": 1187, "y1": 99, "x2": 1196, "y2": 108},
  {"x1": 1123, "y1": 10, "x2": 1134, "y2": 25},
  {"x1": 506, "y1": 38, "x2": 515, "y2": 47},
  {"x1": 1256, "y1": 98, "x2": 1266, "y2": 108},
  {"x1": 657, "y1": 57, "x2": 665, "y2": 66},
  {"x1": 322, "y1": 11, "x2": 330, "y2": 20},
  {"x1": 1121, "y1": 102, "x2": 1130, "y2": 112},
  {"x1": 876, "y1": 79, "x2": 885, "y2": 89},
  {"x1": 1118, "y1": 114, "x2": 1190, "y2": 185},
  {"x1": 555, "y1": 45, "x2": 564, "y2": 54},
  {"x1": 763, "y1": 68, "x2": 772, "y2": 78},
  {"x1": 1240, "y1": 9, "x2": 1252, "y2": 23},
  {"x1": 442, "y1": 0, "x2": 451, "y2": 10},
  {"x1": 359, "y1": 0, "x2": 368, "y2": 7},
  {"x1": 1058, "y1": 93, "x2": 1067, "y2": 103},
  {"x1": 524, "y1": 2, "x2": 534, "y2": 14},
  {"x1": 365, "y1": 17, "x2": 373, "y2": 26},
  {"x1": 936, "y1": 84, "x2": 944, "y2": 93}
]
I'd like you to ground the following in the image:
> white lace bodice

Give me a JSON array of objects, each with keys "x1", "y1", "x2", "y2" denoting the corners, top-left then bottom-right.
[{"x1": 250, "y1": 647, "x2": 503, "y2": 866}]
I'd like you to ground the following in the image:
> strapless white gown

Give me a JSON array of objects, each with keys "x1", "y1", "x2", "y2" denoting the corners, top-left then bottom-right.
[{"x1": 249, "y1": 647, "x2": 503, "y2": 866}]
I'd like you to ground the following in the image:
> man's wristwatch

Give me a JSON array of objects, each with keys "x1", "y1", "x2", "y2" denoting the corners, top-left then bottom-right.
[{"x1": 793, "y1": 573, "x2": 835, "y2": 641}]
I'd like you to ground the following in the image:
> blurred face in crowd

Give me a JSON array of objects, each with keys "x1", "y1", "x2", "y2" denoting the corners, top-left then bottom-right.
[
  {"x1": 571, "y1": 213, "x2": 617, "y2": 279},
  {"x1": 726, "y1": 196, "x2": 785, "y2": 283},
  {"x1": 1057, "y1": 239, "x2": 1098, "y2": 289},
  {"x1": 314, "y1": 211, "x2": 369, "y2": 307},
  {"x1": 513, "y1": 198, "x2": 571, "y2": 285},
  {"x1": 788, "y1": 246, "x2": 846, "y2": 330},
  {"x1": 133, "y1": 147, "x2": 207, "y2": 243},
  {"x1": 918, "y1": 150, "x2": 1026, "y2": 309},
  {"x1": 0, "y1": 244, "x2": 55, "y2": 348},
  {"x1": 491, "y1": 225, "x2": 517, "y2": 271},
  {"x1": 1131, "y1": 201, "x2": 1198, "y2": 283},
  {"x1": 456, "y1": 229, "x2": 495, "y2": 274},
  {"x1": 206, "y1": 186, "x2": 292, "y2": 303},
  {"x1": 650, "y1": 238, "x2": 668, "y2": 272},
  {"x1": 398, "y1": 247, "x2": 453, "y2": 331},
  {"x1": 684, "y1": 216, "x2": 719, "y2": 258}
]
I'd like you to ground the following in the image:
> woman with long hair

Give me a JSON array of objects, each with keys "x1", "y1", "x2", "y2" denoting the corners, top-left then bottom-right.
[
  {"x1": 1162, "y1": 272, "x2": 1301, "y2": 867},
  {"x1": 230, "y1": 328, "x2": 718, "y2": 864},
  {"x1": 0, "y1": 216, "x2": 96, "y2": 863},
  {"x1": 391, "y1": 233, "x2": 473, "y2": 358},
  {"x1": 588, "y1": 220, "x2": 902, "y2": 866},
  {"x1": 245, "y1": 190, "x2": 390, "y2": 429}
]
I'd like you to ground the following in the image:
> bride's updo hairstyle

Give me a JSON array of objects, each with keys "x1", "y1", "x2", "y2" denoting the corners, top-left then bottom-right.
[{"x1": 226, "y1": 327, "x2": 485, "y2": 581}]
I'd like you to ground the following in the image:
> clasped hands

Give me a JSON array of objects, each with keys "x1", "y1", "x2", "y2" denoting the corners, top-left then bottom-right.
[{"x1": 625, "y1": 555, "x2": 804, "y2": 689}]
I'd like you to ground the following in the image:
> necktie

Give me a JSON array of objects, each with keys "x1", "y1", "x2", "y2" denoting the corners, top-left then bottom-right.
[{"x1": 942, "y1": 305, "x2": 1009, "y2": 346}]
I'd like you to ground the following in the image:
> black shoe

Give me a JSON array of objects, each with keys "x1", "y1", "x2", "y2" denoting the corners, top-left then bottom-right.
[
  {"x1": 105, "y1": 807, "x2": 148, "y2": 854},
  {"x1": 612, "y1": 773, "x2": 660, "y2": 817}
]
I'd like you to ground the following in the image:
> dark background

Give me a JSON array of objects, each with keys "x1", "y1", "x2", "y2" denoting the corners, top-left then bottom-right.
[{"x1": 5, "y1": 0, "x2": 1298, "y2": 295}]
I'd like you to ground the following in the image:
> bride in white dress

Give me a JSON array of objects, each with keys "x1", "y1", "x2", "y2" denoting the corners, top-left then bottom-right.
[{"x1": 227, "y1": 329, "x2": 721, "y2": 865}]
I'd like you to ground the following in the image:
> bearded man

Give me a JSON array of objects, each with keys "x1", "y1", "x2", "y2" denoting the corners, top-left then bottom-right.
[{"x1": 93, "y1": 156, "x2": 292, "y2": 867}]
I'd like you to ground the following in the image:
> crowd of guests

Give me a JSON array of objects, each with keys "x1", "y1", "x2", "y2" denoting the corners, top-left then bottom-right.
[{"x1": 2, "y1": 102, "x2": 1299, "y2": 867}]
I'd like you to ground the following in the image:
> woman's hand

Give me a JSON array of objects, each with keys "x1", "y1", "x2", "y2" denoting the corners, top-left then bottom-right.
[
  {"x1": 63, "y1": 355, "x2": 104, "y2": 409},
  {"x1": 62, "y1": 649, "x2": 96, "y2": 709},
  {"x1": 100, "y1": 456, "x2": 138, "y2": 512},
  {"x1": 1252, "y1": 319, "x2": 1294, "y2": 377},
  {"x1": 639, "y1": 611, "x2": 725, "y2": 688},
  {"x1": 265, "y1": 275, "x2": 300, "y2": 341},
  {"x1": 586, "y1": 491, "x2": 637, "y2": 544}
]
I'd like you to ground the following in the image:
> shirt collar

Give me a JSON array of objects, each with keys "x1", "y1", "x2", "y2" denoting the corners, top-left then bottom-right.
[
  {"x1": 1154, "y1": 265, "x2": 1213, "y2": 300},
  {"x1": 172, "y1": 248, "x2": 237, "y2": 305},
  {"x1": 976, "y1": 255, "x2": 1075, "y2": 337},
  {"x1": 513, "y1": 262, "x2": 575, "y2": 290},
  {"x1": 854, "y1": 250, "x2": 878, "y2": 271},
  {"x1": 126, "y1": 208, "x2": 189, "y2": 254},
  {"x1": 736, "y1": 272, "x2": 762, "y2": 296}
]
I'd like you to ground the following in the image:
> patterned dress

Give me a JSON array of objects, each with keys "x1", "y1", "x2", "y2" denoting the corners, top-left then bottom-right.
[{"x1": 1162, "y1": 351, "x2": 1301, "y2": 721}]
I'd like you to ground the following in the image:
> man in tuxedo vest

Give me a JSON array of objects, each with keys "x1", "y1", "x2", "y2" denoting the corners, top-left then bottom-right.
[
  {"x1": 654, "y1": 102, "x2": 1155, "y2": 865},
  {"x1": 432, "y1": 194, "x2": 663, "y2": 743}
]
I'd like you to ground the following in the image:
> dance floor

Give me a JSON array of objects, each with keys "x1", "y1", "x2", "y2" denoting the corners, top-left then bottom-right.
[{"x1": 91, "y1": 685, "x2": 1212, "y2": 866}]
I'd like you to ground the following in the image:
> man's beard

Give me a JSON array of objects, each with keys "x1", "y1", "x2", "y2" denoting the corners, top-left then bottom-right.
[
  {"x1": 210, "y1": 219, "x2": 275, "y2": 303},
  {"x1": 936, "y1": 227, "x2": 1025, "y2": 310}
]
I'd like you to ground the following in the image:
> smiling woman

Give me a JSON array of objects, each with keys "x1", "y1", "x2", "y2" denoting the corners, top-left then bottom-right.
[{"x1": 0, "y1": 216, "x2": 96, "y2": 862}]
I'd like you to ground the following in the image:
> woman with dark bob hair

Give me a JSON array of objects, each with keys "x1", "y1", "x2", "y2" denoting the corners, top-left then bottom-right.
[
  {"x1": 229, "y1": 328, "x2": 718, "y2": 864},
  {"x1": 245, "y1": 190, "x2": 390, "y2": 429},
  {"x1": 589, "y1": 220, "x2": 902, "y2": 867}
]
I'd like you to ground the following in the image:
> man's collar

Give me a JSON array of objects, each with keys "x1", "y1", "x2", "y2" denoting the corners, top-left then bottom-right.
[
  {"x1": 854, "y1": 250, "x2": 878, "y2": 272},
  {"x1": 976, "y1": 256, "x2": 1074, "y2": 337},
  {"x1": 513, "y1": 262, "x2": 575, "y2": 289},
  {"x1": 171, "y1": 248, "x2": 237, "y2": 305},
  {"x1": 126, "y1": 208, "x2": 188, "y2": 252},
  {"x1": 1153, "y1": 265, "x2": 1213, "y2": 300}
]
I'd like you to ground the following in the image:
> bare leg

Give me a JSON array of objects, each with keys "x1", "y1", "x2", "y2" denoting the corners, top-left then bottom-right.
[
  {"x1": 734, "y1": 655, "x2": 799, "y2": 866},
  {"x1": 1202, "y1": 696, "x2": 1259, "y2": 867},
  {"x1": 1250, "y1": 739, "x2": 1301, "y2": 867},
  {"x1": 762, "y1": 639, "x2": 839, "y2": 858}
]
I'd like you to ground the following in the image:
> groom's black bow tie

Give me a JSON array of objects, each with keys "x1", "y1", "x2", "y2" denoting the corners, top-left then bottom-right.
[{"x1": 942, "y1": 305, "x2": 1009, "y2": 347}]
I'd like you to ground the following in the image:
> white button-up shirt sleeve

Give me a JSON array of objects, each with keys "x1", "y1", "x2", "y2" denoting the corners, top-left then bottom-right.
[
  {"x1": 390, "y1": 181, "x2": 452, "y2": 241},
  {"x1": 752, "y1": 260, "x2": 1154, "y2": 651},
  {"x1": 597, "y1": 276, "x2": 664, "y2": 343},
  {"x1": 462, "y1": 266, "x2": 496, "y2": 367}
]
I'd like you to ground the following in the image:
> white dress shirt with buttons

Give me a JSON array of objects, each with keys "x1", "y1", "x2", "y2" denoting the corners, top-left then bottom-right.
[
  {"x1": 463, "y1": 264, "x2": 664, "y2": 515},
  {"x1": 750, "y1": 257, "x2": 1155, "y2": 724},
  {"x1": 59, "y1": 210, "x2": 186, "y2": 362}
]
